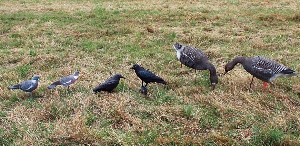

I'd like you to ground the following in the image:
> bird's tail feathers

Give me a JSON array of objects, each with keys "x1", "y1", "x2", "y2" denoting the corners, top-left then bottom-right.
[
  {"x1": 284, "y1": 73, "x2": 298, "y2": 77},
  {"x1": 8, "y1": 84, "x2": 21, "y2": 90},
  {"x1": 155, "y1": 78, "x2": 167, "y2": 85},
  {"x1": 47, "y1": 81, "x2": 61, "y2": 89}
]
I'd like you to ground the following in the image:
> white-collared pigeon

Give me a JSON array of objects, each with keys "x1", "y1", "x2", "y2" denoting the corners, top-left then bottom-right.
[
  {"x1": 8, "y1": 75, "x2": 40, "y2": 100},
  {"x1": 48, "y1": 71, "x2": 79, "y2": 91}
]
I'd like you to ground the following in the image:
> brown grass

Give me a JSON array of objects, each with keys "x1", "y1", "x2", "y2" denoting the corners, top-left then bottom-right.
[{"x1": 0, "y1": 0, "x2": 299, "y2": 145}]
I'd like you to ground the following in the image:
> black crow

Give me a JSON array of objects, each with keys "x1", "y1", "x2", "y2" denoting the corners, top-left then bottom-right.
[
  {"x1": 93, "y1": 74, "x2": 125, "y2": 93},
  {"x1": 131, "y1": 64, "x2": 166, "y2": 87}
]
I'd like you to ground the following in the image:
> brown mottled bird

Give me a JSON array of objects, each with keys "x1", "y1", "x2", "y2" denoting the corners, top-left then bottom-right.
[
  {"x1": 173, "y1": 42, "x2": 218, "y2": 90},
  {"x1": 224, "y1": 56, "x2": 297, "y2": 89}
]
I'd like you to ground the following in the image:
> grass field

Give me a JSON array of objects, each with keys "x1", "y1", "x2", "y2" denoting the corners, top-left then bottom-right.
[{"x1": 0, "y1": 0, "x2": 299, "y2": 145}]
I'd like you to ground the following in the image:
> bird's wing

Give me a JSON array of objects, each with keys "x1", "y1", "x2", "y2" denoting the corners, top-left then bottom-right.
[
  {"x1": 20, "y1": 80, "x2": 37, "y2": 92},
  {"x1": 252, "y1": 56, "x2": 288, "y2": 75},
  {"x1": 60, "y1": 75, "x2": 75, "y2": 86},
  {"x1": 181, "y1": 46, "x2": 208, "y2": 66},
  {"x1": 138, "y1": 70, "x2": 157, "y2": 79}
]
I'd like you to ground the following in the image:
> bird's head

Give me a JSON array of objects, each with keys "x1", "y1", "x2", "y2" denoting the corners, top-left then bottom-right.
[
  {"x1": 210, "y1": 75, "x2": 218, "y2": 90},
  {"x1": 224, "y1": 63, "x2": 234, "y2": 75},
  {"x1": 115, "y1": 74, "x2": 126, "y2": 79},
  {"x1": 173, "y1": 42, "x2": 183, "y2": 52},
  {"x1": 74, "y1": 71, "x2": 80, "y2": 76},
  {"x1": 130, "y1": 64, "x2": 139, "y2": 70},
  {"x1": 32, "y1": 75, "x2": 40, "y2": 80}
]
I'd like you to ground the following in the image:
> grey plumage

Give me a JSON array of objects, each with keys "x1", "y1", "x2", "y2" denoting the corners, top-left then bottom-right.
[
  {"x1": 93, "y1": 74, "x2": 125, "y2": 93},
  {"x1": 48, "y1": 71, "x2": 80, "y2": 90},
  {"x1": 225, "y1": 56, "x2": 297, "y2": 88},
  {"x1": 8, "y1": 75, "x2": 40, "y2": 99},
  {"x1": 173, "y1": 42, "x2": 218, "y2": 89}
]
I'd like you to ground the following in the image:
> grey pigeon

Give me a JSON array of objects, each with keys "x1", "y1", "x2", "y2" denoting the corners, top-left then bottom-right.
[
  {"x1": 93, "y1": 74, "x2": 125, "y2": 93},
  {"x1": 139, "y1": 86, "x2": 147, "y2": 95},
  {"x1": 8, "y1": 75, "x2": 40, "y2": 100},
  {"x1": 131, "y1": 64, "x2": 167, "y2": 87},
  {"x1": 173, "y1": 42, "x2": 218, "y2": 90},
  {"x1": 48, "y1": 71, "x2": 80, "y2": 91},
  {"x1": 224, "y1": 56, "x2": 298, "y2": 88}
]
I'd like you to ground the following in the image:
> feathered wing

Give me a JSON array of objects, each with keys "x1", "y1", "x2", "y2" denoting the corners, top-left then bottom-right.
[
  {"x1": 251, "y1": 56, "x2": 297, "y2": 81},
  {"x1": 180, "y1": 46, "x2": 208, "y2": 69},
  {"x1": 93, "y1": 79, "x2": 119, "y2": 92},
  {"x1": 47, "y1": 81, "x2": 61, "y2": 89},
  {"x1": 59, "y1": 75, "x2": 76, "y2": 87},
  {"x1": 138, "y1": 70, "x2": 166, "y2": 84}
]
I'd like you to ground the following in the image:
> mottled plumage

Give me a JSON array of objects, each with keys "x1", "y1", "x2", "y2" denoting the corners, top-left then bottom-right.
[
  {"x1": 131, "y1": 64, "x2": 167, "y2": 87},
  {"x1": 48, "y1": 71, "x2": 80, "y2": 90},
  {"x1": 8, "y1": 75, "x2": 40, "y2": 99},
  {"x1": 173, "y1": 42, "x2": 218, "y2": 89},
  {"x1": 93, "y1": 74, "x2": 125, "y2": 93},
  {"x1": 224, "y1": 56, "x2": 297, "y2": 88}
]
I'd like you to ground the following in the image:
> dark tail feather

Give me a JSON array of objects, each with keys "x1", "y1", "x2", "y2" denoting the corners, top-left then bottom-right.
[
  {"x1": 47, "y1": 81, "x2": 61, "y2": 89},
  {"x1": 153, "y1": 77, "x2": 167, "y2": 85},
  {"x1": 281, "y1": 69, "x2": 298, "y2": 77},
  {"x1": 8, "y1": 84, "x2": 21, "y2": 90},
  {"x1": 281, "y1": 68, "x2": 295, "y2": 74}
]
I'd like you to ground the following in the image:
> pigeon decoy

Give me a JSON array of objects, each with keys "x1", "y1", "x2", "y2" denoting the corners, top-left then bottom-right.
[
  {"x1": 47, "y1": 71, "x2": 80, "y2": 91},
  {"x1": 139, "y1": 86, "x2": 148, "y2": 95},
  {"x1": 8, "y1": 75, "x2": 40, "y2": 100},
  {"x1": 130, "y1": 64, "x2": 167, "y2": 87},
  {"x1": 224, "y1": 56, "x2": 297, "y2": 88},
  {"x1": 173, "y1": 42, "x2": 218, "y2": 90},
  {"x1": 93, "y1": 74, "x2": 125, "y2": 93}
]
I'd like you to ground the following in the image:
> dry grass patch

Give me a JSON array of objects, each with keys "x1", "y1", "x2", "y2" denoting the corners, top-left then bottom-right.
[{"x1": 0, "y1": 0, "x2": 299, "y2": 145}]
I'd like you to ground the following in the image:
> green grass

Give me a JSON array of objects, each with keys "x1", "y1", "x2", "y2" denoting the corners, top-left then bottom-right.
[{"x1": 0, "y1": 0, "x2": 299, "y2": 145}]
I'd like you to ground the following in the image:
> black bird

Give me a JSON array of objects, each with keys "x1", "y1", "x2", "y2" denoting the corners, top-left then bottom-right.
[
  {"x1": 139, "y1": 86, "x2": 148, "y2": 95},
  {"x1": 131, "y1": 64, "x2": 167, "y2": 87},
  {"x1": 93, "y1": 74, "x2": 125, "y2": 93},
  {"x1": 173, "y1": 42, "x2": 218, "y2": 90}
]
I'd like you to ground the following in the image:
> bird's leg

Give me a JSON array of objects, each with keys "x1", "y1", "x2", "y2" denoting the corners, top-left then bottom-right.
[
  {"x1": 249, "y1": 76, "x2": 254, "y2": 89},
  {"x1": 194, "y1": 70, "x2": 197, "y2": 83},
  {"x1": 141, "y1": 81, "x2": 144, "y2": 87},
  {"x1": 67, "y1": 86, "x2": 71, "y2": 94},
  {"x1": 30, "y1": 92, "x2": 34, "y2": 100},
  {"x1": 263, "y1": 82, "x2": 268, "y2": 89}
]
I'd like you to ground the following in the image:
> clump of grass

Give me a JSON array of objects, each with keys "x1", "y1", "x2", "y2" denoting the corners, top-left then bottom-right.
[{"x1": 251, "y1": 126, "x2": 285, "y2": 145}]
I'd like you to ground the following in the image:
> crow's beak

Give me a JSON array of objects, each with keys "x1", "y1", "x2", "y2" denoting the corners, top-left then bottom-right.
[
  {"x1": 121, "y1": 76, "x2": 126, "y2": 79},
  {"x1": 130, "y1": 67, "x2": 134, "y2": 69}
]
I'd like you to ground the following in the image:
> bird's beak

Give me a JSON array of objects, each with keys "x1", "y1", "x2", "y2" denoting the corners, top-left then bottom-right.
[
  {"x1": 121, "y1": 76, "x2": 126, "y2": 79},
  {"x1": 212, "y1": 83, "x2": 216, "y2": 90},
  {"x1": 130, "y1": 67, "x2": 134, "y2": 69}
]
